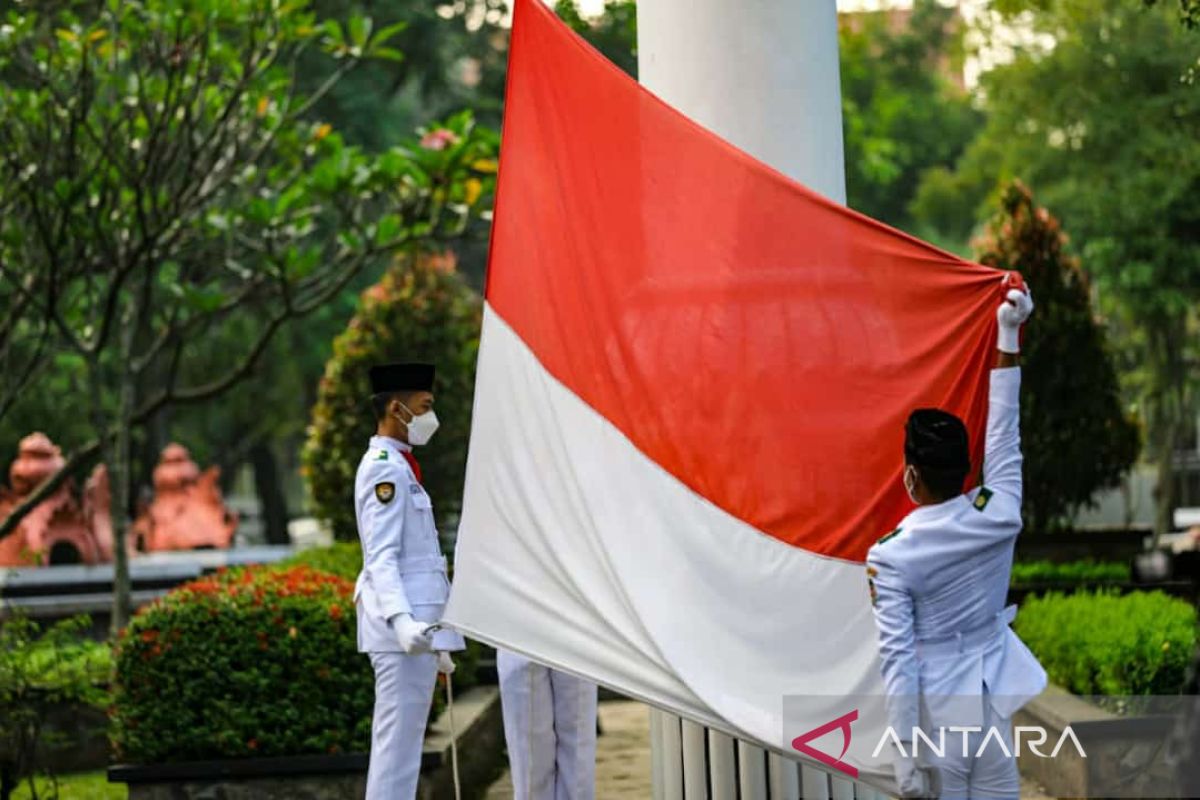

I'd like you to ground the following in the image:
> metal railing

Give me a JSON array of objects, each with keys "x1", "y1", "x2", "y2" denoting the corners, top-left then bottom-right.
[{"x1": 649, "y1": 710, "x2": 890, "y2": 800}]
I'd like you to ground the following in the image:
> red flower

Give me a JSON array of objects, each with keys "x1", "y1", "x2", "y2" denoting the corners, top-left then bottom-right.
[
  {"x1": 329, "y1": 604, "x2": 343, "y2": 621},
  {"x1": 247, "y1": 738, "x2": 259, "y2": 751},
  {"x1": 140, "y1": 629, "x2": 159, "y2": 644}
]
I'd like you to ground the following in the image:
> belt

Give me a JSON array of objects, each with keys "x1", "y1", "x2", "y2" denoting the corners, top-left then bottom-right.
[
  {"x1": 396, "y1": 554, "x2": 447, "y2": 573},
  {"x1": 916, "y1": 604, "x2": 1017, "y2": 659}
]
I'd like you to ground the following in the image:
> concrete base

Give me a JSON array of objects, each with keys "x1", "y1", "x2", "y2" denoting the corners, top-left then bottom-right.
[
  {"x1": 109, "y1": 685, "x2": 504, "y2": 800},
  {"x1": 1015, "y1": 684, "x2": 1178, "y2": 798}
]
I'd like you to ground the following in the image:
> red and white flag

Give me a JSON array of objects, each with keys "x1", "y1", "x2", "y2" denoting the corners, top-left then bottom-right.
[{"x1": 445, "y1": 0, "x2": 1006, "y2": 785}]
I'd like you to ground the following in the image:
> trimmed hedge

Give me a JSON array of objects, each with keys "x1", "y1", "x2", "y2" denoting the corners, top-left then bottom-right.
[
  {"x1": 112, "y1": 566, "x2": 372, "y2": 762},
  {"x1": 1010, "y1": 558, "x2": 1130, "y2": 586},
  {"x1": 1015, "y1": 590, "x2": 1197, "y2": 696},
  {"x1": 277, "y1": 542, "x2": 363, "y2": 582},
  {"x1": 271, "y1": 543, "x2": 486, "y2": 690}
]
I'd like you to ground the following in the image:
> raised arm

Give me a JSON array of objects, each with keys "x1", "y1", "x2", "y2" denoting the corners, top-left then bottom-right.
[{"x1": 982, "y1": 280, "x2": 1033, "y2": 501}]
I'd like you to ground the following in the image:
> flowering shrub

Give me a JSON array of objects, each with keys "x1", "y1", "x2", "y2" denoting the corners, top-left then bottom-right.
[
  {"x1": 111, "y1": 566, "x2": 372, "y2": 762},
  {"x1": 276, "y1": 542, "x2": 364, "y2": 582}
]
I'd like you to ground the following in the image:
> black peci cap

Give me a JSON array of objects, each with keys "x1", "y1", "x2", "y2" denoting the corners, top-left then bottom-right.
[
  {"x1": 905, "y1": 408, "x2": 970, "y2": 472},
  {"x1": 369, "y1": 363, "x2": 435, "y2": 395}
]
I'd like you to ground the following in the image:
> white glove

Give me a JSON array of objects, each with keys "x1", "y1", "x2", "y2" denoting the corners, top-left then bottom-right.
[
  {"x1": 391, "y1": 613, "x2": 432, "y2": 654},
  {"x1": 436, "y1": 651, "x2": 456, "y2": 675},
  {"x1": 996, "y1": 282, "x2": 1034, "y2": 354},
  {"x1": 895, "y1": 753, "x2": 941, "y2": 798}
]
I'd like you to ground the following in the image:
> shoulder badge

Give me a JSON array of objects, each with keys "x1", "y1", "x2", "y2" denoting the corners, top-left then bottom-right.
[
  {"x1": 375, "y1": 482, "x2": 396, "y2": 504},
  {"x1": 375, "y1": 449, "x2": 388, "y2": 461},
  {"x1": 877, "y1": 526, "x2": 902, "y2": 545},
  {"x1": 974, "y1": 487, "x2": 993, "y2": 512}
]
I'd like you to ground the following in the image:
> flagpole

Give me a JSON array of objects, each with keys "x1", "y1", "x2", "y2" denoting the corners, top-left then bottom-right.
[
  {"x1": 636, "y1": 0, "x2": 847, "y2": 203},
  {"x1": 637, "y1": 2, "x2": 848, "y2": 798}
]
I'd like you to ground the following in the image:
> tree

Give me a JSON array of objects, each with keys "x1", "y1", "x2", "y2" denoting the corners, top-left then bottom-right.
[
  {"x1": 973, "y1": 182, "x2": 1140, "y2": 531},
  {"x1": 0, "y1": 0, "x2": 497, "y2": 632},
  {"x1": 555, "y1": 0, "x2": 638, "y2": 77},
  {"x1": 303, "y1": 252, "x2": 482, "y2": 541},
  {"x1": 913, "y1": 0, "x2": 1200, "y2": 535},
  {"x1": 299, "y1": 0, "x2": 512, "y2": 147},
  {"x1": 839, "y1": 0, "x2": 984, "y2": 236}
]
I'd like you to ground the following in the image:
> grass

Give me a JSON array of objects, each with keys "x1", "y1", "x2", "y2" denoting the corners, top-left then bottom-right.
[{"x1": 10, "y1": 771, "x2": 126, "y2": 800}]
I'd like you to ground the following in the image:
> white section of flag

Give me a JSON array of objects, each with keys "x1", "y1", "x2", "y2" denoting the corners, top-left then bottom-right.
[{"x1": 445, "y1": 303, "x2": 895, "y2": 783}]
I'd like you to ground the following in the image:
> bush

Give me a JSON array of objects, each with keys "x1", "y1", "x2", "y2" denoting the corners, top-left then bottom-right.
[
  {"x1": 1, "y1": 614, "x2": 110, "y2": 799},
  {"x1": 276, "y1": 542, "x2": 363, "y2": 582},
  {"x1": 1015, "y1": 590, "x2": 1197, "y2": 696},
  {"x1": 269, "y1": 543, "x2": 487, "y2": 693},
  {"x1": 302, "y1": 252, "x2": 482, "y2": 541},
  {"x1": 1009, "y1": 559, "x2": 1131, "y2": 586},
  {"x1": 111, "y1": 566, "x2": 371, "y2": 762},
  {"x1": 973, "y1": 182, "x2": 1140, "y2": 532}
]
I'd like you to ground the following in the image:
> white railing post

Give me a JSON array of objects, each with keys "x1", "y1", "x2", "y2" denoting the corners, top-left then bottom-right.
[
  {"x1": 707, "y1": 729, "x2": 738, "y2": 800},
  {"x1": 681, "y1": 719, "x2": 708, "y2": 798},
  {"x1": 737, "y1": 739, "x2": 769, "y2": 799}
]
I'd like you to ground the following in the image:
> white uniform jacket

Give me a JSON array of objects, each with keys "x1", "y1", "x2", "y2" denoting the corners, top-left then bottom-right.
[
  {"x1": 867, "y1": 368, "x2": 1047, "y2": 735},
  {"x1": 354, "y1": 435, "x2": 465, "y2": 653}
]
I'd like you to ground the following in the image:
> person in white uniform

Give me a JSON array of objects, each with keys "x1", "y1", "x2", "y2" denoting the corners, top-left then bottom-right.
[
  {"x1": 354, "y1": 361, "x2": 466, "y2": 800},
  {"x1": 497, "y1": 649, "x2": 598, "y2": 800},
  {"x1": 867, "y1": 278, "x2": 1047, "y2": 799}
]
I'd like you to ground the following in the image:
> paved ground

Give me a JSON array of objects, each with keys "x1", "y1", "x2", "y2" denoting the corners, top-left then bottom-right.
[
  {"x1": 485, "y1": 699, "x2": 1054, "y2": 798},
  {"x1": 485, "y1": 700, "x2": 652, "y2": 798}
]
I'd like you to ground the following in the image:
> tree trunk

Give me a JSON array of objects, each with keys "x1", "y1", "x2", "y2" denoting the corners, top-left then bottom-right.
[
  {"x1": 109, "y1": 372, "x2": 135, "y2": 637},
  {"x1": 251, "y1": 441, "x2": 290, "y2": 545},
  {"x1": 109, "y1": 315, "x2": 140, "y2": 638},
  {"x1": 1154, "y1": 416, "x2": 1180, "y2": 544}
]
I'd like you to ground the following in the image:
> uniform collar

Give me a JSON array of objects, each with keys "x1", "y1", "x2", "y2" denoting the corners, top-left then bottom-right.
[
  {"x1": 371, "y1": 434, "x2": 411, "y2": 454},
  {"x1": 905, "y1": 494, "x2": 968, "y2": 525}
]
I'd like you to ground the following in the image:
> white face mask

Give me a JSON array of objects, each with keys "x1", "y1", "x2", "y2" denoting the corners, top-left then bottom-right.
[{"x1": 395, "y1": 402, "x2": 440, "y2": 446}]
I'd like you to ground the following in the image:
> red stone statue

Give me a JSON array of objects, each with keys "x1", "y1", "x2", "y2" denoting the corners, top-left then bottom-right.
[
  {"x1": 0, "y1": 433, "x2": 109, "y2": 566},
  {"x1": 0, "y1": 437, "x2": 238, "y2": 567},
  {"x1": 131, "y1": 444, "x2": 238, "y2": 552}
]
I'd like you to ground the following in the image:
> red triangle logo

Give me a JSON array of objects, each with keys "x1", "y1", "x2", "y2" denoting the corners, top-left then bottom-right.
[{"x1": 791, "y1": 709, "x2": 859, "y2": 778}]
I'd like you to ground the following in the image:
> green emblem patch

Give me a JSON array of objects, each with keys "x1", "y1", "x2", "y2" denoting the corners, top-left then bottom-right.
[
  {"x1": 877, "y1": 527, "x2": 902, "y2": 545},
  {"x1": 974, "y1": 487, "x2": 993, "y2": 511},
  {"x1": 375, "y1": 449, "x2": 388, "y2": 461}
]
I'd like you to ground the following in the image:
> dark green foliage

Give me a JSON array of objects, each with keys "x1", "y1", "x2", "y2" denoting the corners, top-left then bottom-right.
[
  {"x1": 840, "y1": 1, "x2": 984, "y2": 234},
  {"x1": 555, "y1": 0, "x2": 638, "y2": 77},
  {"x1": 0, "y1": 614, "x2": 110, "y2": 800},
  {"x1": 912, "y1": 0, "x2": 1200, "y2": 534},
  {"x1": 1015, "y1": 590, "x2": 1197, "y2": 695},
  {"x1": 302, "y1": 253, "x2": 482, "y2": 541},
  {"x1": 1009, "y1": 558, "x2": 1131, "y2": 585},
  {"x1": 111, "y1": 566, "x2": 371, "y2": 762},
  {"x1": 300, "y1": 0, "x2": 511, "y2": 145},
  {"x1": 974, "y1": 183, "x2": 1139, "y2": 531}
]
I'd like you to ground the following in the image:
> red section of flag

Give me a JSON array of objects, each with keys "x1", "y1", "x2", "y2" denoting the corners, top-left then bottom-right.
[{"x1": 486, "y1": 0, "x2": 1009, "y2": 561}]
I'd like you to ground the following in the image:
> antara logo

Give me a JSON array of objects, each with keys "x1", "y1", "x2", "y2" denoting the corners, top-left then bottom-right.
[
  {"x1": 791, "y1": 709, "x2": 1087, "y2": 779},
  {"x1": 791, "y1": 710, "x2": 859, "y2": 778}
]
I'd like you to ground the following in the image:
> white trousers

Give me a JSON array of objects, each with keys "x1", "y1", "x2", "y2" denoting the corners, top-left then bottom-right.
[
  {"x1": 366, "y1": 651, "x2": 438, "y2": 800},
  {"x1": 497, "y1": 649, "x2": 598, "y2": 800},
  {"x1": 928, "y1": 701, "x2": 1020, "y2": 800}
]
